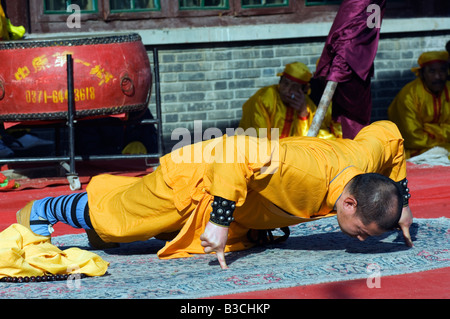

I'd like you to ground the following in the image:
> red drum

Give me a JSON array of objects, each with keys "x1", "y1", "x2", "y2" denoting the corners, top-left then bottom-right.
[{"x1": 0, "y1": 33, "x2": 151, "y2": 121}]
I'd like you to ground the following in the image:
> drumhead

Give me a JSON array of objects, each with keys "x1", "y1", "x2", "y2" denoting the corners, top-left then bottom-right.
[{"x1": 0, "y1": 33, "x2": 142, "y2": 50}]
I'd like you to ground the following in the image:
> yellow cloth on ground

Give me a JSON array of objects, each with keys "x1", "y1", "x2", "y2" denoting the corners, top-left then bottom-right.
[
  {"x1": 0, "y1": 224, "x2": 109, "y2": 278},
  {"x1": 238, "y1": 84, "x2": 342, "y2": 140},
  {"x1": 388, "y1": 77, "x2": 450, "y2": 158},
  {"x1": 87, "y1": 121, "x2": 405, "y2": 259}
]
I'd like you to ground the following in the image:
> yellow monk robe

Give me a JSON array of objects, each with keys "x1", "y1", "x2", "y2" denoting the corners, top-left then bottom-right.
[
  {"x1": 238, "y1": 84, "x2": 342, "y2": 140},
  {"x1": 86, "y1": 120, "x2": 406, "y2": 259},
  {"x1": 388, "y1": 77, "x2": 450, "y2": 158},
  {"x1": 0, "y1": 224, "x2": 109, "y2": 278}
]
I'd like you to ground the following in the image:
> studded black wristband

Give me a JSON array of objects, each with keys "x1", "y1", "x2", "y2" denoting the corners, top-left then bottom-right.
[
  {"x1": 397, "y1": 178, "x2": 411, "y2": 207},
  {"x1": 210, "y1": 196, "x2": 236, "y2": 227}
]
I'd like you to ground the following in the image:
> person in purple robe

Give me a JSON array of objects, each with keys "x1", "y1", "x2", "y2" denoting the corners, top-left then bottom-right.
[{"x1": 315, "y1": 0, "x2": 386, "y2": 139}]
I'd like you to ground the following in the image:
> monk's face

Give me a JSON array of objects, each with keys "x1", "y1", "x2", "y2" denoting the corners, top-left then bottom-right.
[
  {"x1": 335, "y1": 188, "x2": 385, "y2": 242},
  {"x1": 337, "y1": 213, "x2": 384, "y2": 242},
  {"x1": 421, "y1": 61, "x2": 448, "y2": 95},
  {"x1": 278, "y1": 76, "x2": 309, "y2": 112}
]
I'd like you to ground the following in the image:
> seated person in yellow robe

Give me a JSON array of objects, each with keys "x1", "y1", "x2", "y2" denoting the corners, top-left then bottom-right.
[
  {"x1": 17, "y1": 121, "x2": 413, "y2": 269},
  {"x1": 388, "y1": 51, "x2": 450, "y2": 158},
  {"x1": 0, "y1": 2, "x2": 25, "y2": 40},
  {"x1": 239, "y1": 62, "x2": 342, "y2": 140}
]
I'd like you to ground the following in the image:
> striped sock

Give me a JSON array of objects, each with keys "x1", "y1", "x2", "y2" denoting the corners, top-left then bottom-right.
[{"x1": 29, "y1": 192, "x2": 93, "y2": 236}]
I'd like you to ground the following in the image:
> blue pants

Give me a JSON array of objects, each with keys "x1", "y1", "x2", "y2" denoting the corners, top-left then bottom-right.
[{"x1": 29, "y1": 192, "x2": 92, "y2": 236}]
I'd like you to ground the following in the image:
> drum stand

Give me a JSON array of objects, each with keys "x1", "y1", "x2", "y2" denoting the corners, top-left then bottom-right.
[{"x1": 62, "y1": 53, "x2": 163, "y2": 190}]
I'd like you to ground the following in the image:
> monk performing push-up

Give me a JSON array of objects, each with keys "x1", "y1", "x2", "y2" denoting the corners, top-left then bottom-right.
[{"x1": 17, "y1": 120, "x2": 413, "y2": 269}]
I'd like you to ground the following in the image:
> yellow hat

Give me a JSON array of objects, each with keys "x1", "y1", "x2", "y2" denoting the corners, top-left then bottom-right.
[
  {"x1": 411, "y1": 51, "x2": 449, "y2": 76},
  {"x1": 277, "y1": 62, "x2": 312, "y2": 84}
]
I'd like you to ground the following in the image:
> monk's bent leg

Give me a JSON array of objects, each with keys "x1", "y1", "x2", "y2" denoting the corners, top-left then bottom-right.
[
  {"x1": 17, "y1": 192, "x2": 92, "y2": 237},
  {"x1": 87, "y1": 166, "x2": 187, "y2": 244}
]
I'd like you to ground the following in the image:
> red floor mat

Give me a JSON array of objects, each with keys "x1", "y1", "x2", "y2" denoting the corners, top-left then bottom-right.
[{"x1": 206, "y1": 267, "x2": 450, "y2": 299}]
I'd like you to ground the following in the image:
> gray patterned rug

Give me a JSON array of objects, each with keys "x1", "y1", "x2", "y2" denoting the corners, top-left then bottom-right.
[{"x1": 0, "y1": 217, "x2": 448, "y2": 299}]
